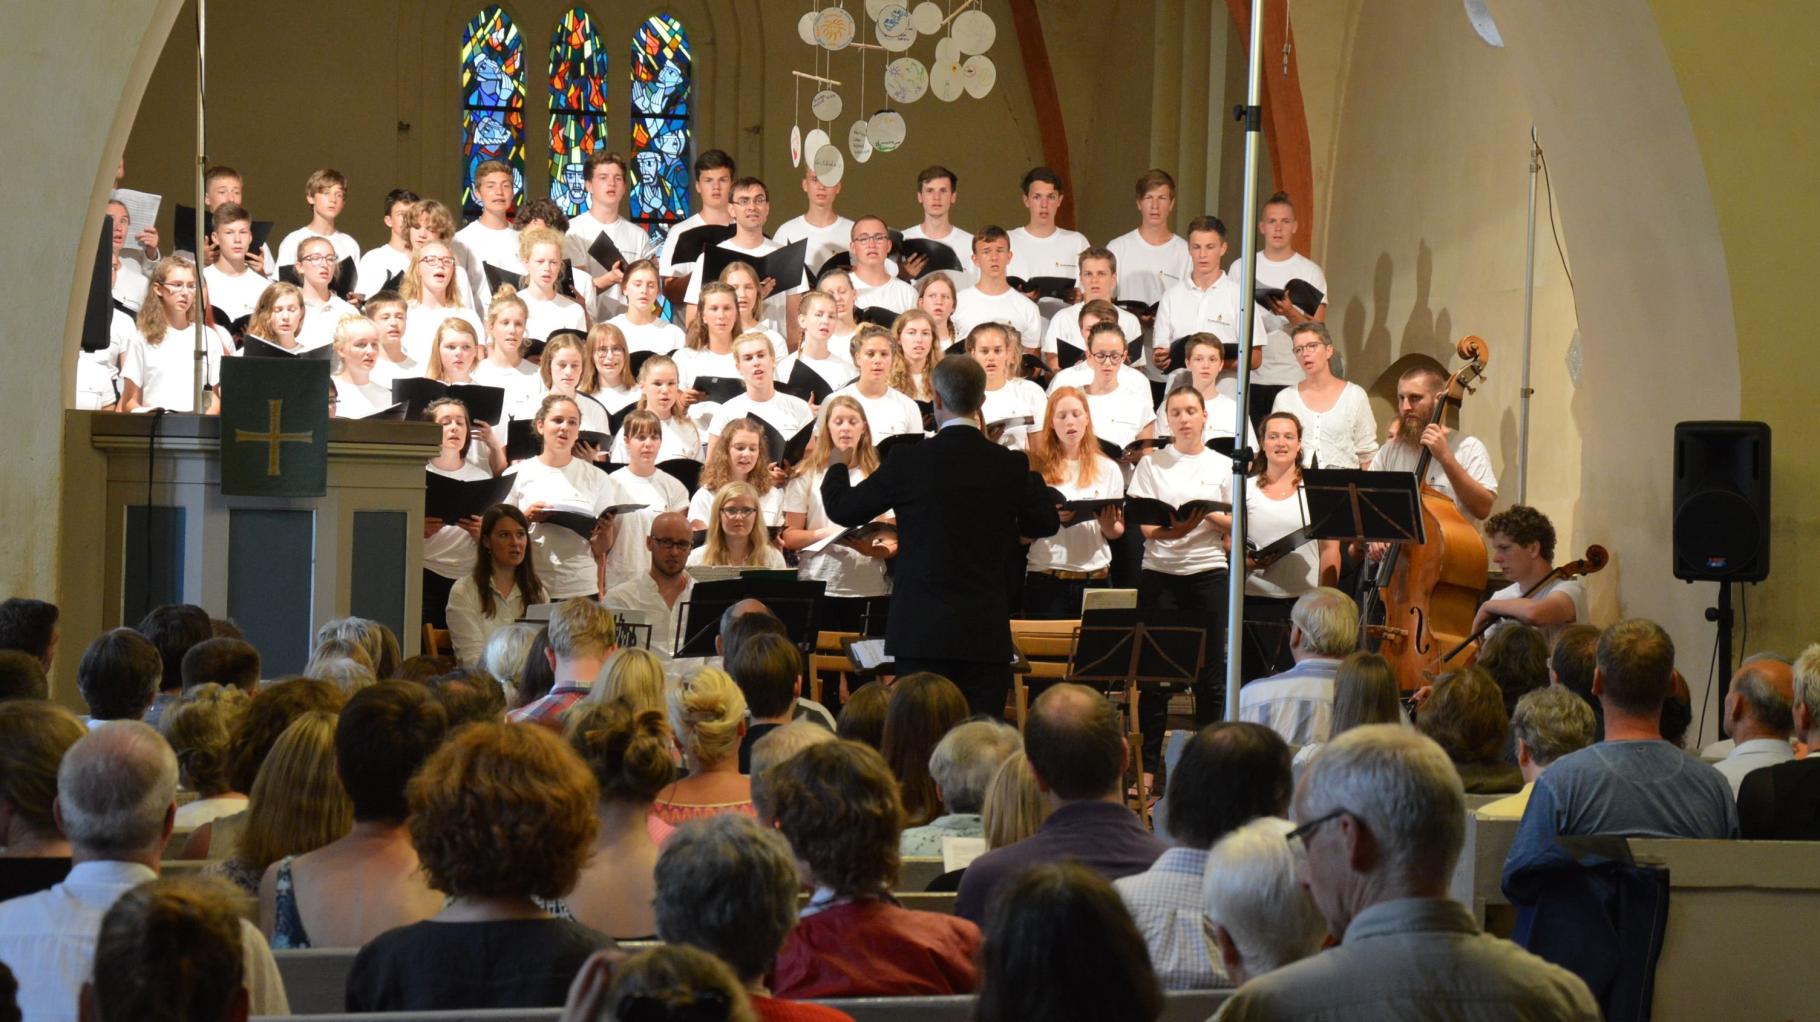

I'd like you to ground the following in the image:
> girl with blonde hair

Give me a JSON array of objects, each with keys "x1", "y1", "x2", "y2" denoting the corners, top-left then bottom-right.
[
  {"x1": 654, "y1": 668, "x2": 755, "y2": 825},
  {"x1": 400, "y1": 239, "x2": 484, "y2": 367},
  {"x1": 689, "y1": 483, "x2": 787, "y2": 570},
  {"x1": 584, "y1": 322, "x2": 639, "y2": 416},
  {"x1": 688, "y1": 419, "x2": 779, "y2": 531},
  {"x1": 538, "y1": 332, "x2": 614, "y2": 434},
  {"x1": 610, "y1": 353, "x2": 700, "y2": 464},
  {"x1": 518, "y1": 226, "x2": 587, "y2": 344},
  {"x1": 782, "y1": 397, "x2": 894, "y2": 632},
  {"x1": 119, "y1": 256, "x2": 227, "y2": 413},
  {"x1": 210, "y1": 711, "x2": 352, "y2": 896}
]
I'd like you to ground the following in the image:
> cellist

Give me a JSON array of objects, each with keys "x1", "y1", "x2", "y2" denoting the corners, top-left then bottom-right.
[
  {"x1": 1367, "y1": 365, "x2": 1498, "y2": 523},
  {"x1": 1474, "y1": 505, "x2": 1589, "y2": 646}
]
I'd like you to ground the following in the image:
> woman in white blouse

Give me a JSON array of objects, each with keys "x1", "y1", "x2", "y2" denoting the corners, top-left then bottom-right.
[
  {"x1": 782, "y1": 396, "x2": 896, "y2": 633},
  {"x1": 1023, "y1": 387, "x2": 1125, "y2": 619},
  {"x1": 1238, "y1": 411, "x2": 1341, "y2": 682},
  {"x1": 1270, "y1": 321, "x2": 1377, "y2": 470},
  {"x1": 446, "y1": 504, "x2": 548, "y2": 665},
  {"x1": 508, "y1": 394, "x2": 630, "y2": 599}
]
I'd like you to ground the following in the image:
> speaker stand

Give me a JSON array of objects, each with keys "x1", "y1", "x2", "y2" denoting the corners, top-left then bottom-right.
[{"x1": 1706, "y1": 580, "x2": 1735, "y2": 705}]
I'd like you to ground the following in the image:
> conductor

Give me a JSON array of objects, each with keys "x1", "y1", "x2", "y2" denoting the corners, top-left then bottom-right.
[{"x1": 823, "y1": 354, "x2": 1061, "y2": 717}]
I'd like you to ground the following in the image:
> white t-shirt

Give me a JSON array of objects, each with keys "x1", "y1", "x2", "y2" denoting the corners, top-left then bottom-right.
[
  {"x1": 1154, "y1": 273, "x2": 1268, "y2": 399},
  {"x1": 298, "y1": 293, "x2": 359, "y2": 351},
  {"x1": 779, "y1": 349, "x2": 857, "y2": 394},
  {"x1": 772, "y1": 214, "x2": 854, "y2": 279},
  {"x1": 355, "y1": 244, "x2": 412, "y2": 298},
  {"x1": 470, "y1": 359, "x2": 545, "y2": 422},
  {"x1": 522, "y1": 292, "x2": 587, "y2": 343},
  {"x1": 1155, "y1": 388, "x2": 1257, "y2": 450},
  {"x1": 402, "y1": 304, "x2": 485, "y2": 368},
  {"x1": 980, "y1": 379, "x2": 1049, "y2": 451},
  {"x1": 75, "y1": 310, "x2": 136, "y2": 410},
  {"x1": 688, "y1": 484, "x2": 785, "y2": 529},
  {"x1": 425, "y1": 460, "x2": 492, "y2": 579},
  {"x1": 1488, "y1": 577, "x2": 1588, "y2": 648},
  {"x1": 608, "y1": 314, "x2": 686, "y2": 355},
  {"x1": 852, "y1": 274, "x2": 918, "y2": 316},
  {"x1": 1083, "y1": 384, "x2": 1157, "y2": 448},
  {"x1": 1048, "y1": 363, "x2": 1152, "y2": 402},
  {"x1": 1027, "y1": 455, "x2": 1125, "y2": 573},
  {"x1": 113, "y1": 254, "x2": 150, "y2": 313},
  {"x1": 610, "y1": 416, "x2": 701, "y2": 464},
  {"x1": 121, "y1": 325, "x2": 229, "y2": 412},
  {"x1": 589, "y1": 383, "x2": 641, "y2": 417},
  {"x1": 1244, "y1": 478, "x2": 1320, "y2": 599},
  {"x1": 333, "y1": 377, "x2": 395, "y2": 420},
  {"x1": 1239, "y1": 251, "x2": 1330, "y2": 386},
  {"x1": 683, "y1": 237, "x2": 800, "y2": 327},
  {"x1": 603, "y1": 467, "x2": 691, "y2": 593},
  {"x1": 1107, "y1": 229, "x2": 1191, "y2": 305},
  {"x1": 709, "y1": 390, "x2": 815, "y2": 442},
  {"x1": 686, "y1": 543, "x2": 788, "y2": 570},
  {"x1": 566, "y1": 214, "x2": 654, "y2": 320},
  {"x1": 673, "y1": 347, "x2": 738, "y2": 432},
  {"x1": 1128, "y1": 445, "x2": 1232, "y2": 575},
  {"x1": 1042, "y1": 302, "x2": 1142, "y2": 359},
  {"x1": 785, "y1": 466, "x2": 890, "y2": 598},
  {"x1": 900, "y1": 223, "x2": 977, "y2": 283},
  {"x1": 276, "y1": 227, "x2": 361, "y2": 269},
  {"x1": 952, "y1": 287, "x2": 1044, "y2": 350},
  {"x1": 1007, "y1": 226, "x2": 1089, "y2": 284},
  {"x1": 1272, "y1": 382, "x2": 1378, "y2": 470},
  {"x1": 201, "y1": 264, "x2": 271, "y2": 322},
  {"x1": 507, "y1": 456, "x2": 628, "y2": 598},
  {"x1": 1367, "y1": 435, "x2": 1499, "y2": 526},
  {"x1": 454, "y1": 220, "x2": 524, "y2": 315},
  {"x1": 828, "y1": 384, "x2": 926, "y2": 439}
]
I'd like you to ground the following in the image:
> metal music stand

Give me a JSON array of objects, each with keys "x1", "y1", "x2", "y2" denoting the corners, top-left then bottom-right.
[
  {"x1": 1300, "y1": 469, "x2": 1427, "y2": 546},
  {"x1": 1070, "y1": 608, "x2": 1208, "y2": 825},
  {"x1": 675, "y1": 575, "x2": 827, "y2": 659}
]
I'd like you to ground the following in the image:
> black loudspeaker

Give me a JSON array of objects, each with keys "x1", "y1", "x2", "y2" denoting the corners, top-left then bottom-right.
[{"x1": 1673, "y1": 421, "x2": 1771, "y2": 582}]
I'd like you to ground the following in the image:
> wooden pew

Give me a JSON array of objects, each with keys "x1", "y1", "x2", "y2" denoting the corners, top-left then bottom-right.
[
  {"x1": 1007, "y1": 619, "x2": 1079, "y2": 729},
  {"x1": 899, "y1": 856, "x2": 946, "y2": 892}
]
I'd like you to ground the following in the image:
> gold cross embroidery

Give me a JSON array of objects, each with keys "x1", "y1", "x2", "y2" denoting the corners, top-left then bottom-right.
[{"x1": 235, "y1": 399, "x2": 313, "y2": 476}]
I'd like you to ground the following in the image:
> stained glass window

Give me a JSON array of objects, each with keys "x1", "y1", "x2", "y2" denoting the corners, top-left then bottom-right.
[
  {"x1": 460, "y1": 6, "x2": 527, "y2": 221},
  {"x1": 629, "y1": 13, "x2": 693, "y2": 247},
  {"x1": 548, "y1": 8, "x2": 608, "y2": 218}
]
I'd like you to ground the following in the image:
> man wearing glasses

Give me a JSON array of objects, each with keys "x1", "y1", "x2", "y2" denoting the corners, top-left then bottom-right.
[
  {"x1": 1220, "y1": 725, "x2": 1600, "y2": 1020},
  {"x1": 605, "y1": 511, "x2": 697, "y2": 662},
  {"x1": 683, "y1": 177, "x2": 799, "y2": 329},
  {"x1": 848, "y1": 215, "x2": 917, "y2": 317}
]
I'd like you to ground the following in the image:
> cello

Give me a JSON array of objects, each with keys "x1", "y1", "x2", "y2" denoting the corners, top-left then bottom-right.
[
  {"x1": 1357, "y1": 336, "x2": 1491, "y2": 690},
  {"x1": 1430, "y1": 544, "x2": 1610, "y2": 672}
]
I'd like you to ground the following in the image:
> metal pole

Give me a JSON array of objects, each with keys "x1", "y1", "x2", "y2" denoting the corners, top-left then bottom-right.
[
  {"x1": 1223, "y1": 0, "x2": 1267, "y2": 723},
  {"x1": 1517, "y1": 126, "x2": 1539, "y2": 503},
  {"x1": 192, "y1": 0, "x2": 209, "y2": 413}
]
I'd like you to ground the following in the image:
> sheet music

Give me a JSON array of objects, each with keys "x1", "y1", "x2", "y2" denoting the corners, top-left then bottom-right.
[{"x1": 112, "y1": 188, "x2": 161, "y2": 254}]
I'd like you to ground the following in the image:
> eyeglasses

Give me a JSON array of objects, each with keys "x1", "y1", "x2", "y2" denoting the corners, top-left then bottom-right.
[
  {"x1": 651, "y1": 537, "x2": 693, "y2": 550},
  {"x1": 159, "y1": 282, "x2": 198, "y2": 292},
  {"x1": 721, "y1": 506, "x2": 759, "y2": 519},
  {"x1": 299, "y1": 254, "x2": 338, "y2": 265},
  {"x1": 853, "y1": 233, "x2": 890, "y2": 246},
  {"x1": 1285, "y1": 808, "x2": 1350, "y2": 852},
  {"x1": 1291, "y1": 343, "x2": 1326, "y2": 356},
  {"x1": 730, "y1": 196, "x2": 769, "y2": 207},
  {"x1": 1089, "y1": 351, "x2": 1124, "y2": 364},
  {"x1": 418, "y1": 256, "x2": 455, "y2": 268}
]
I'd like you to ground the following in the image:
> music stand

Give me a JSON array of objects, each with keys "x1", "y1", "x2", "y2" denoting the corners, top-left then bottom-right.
[
  {"x1": 675, "y1": 575, "x2": 827, "y2": 660},
  {"x1": 1070, "y1": 608, "x2": 1208, "y2": 825},
  {"x1": 1300, "y1": 469, "x2": 1426, "y2": 546}
]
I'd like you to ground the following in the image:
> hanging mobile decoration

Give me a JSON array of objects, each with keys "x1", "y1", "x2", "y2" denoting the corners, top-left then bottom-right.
[
  {"x1": 791, "y1": 69, "x2": 804, "y2": 167},
  {"x1": 798, "y1": 9, "x2": 819, "y2": 45},
  {"x1": 875, "y1": 4, "x2": 918, "y2": 51},
  {"x1": 961, "y1": 53, "x2": 996, "y2": 98},
  {"x1": 850, "y1": 34, "x2": 873, "y2": 162},
  {"x1": 911, "y1": 1, "x2": 943, "y2": 35},
  {"x1": 814, "y1": 6, "x2": 856, "y2": 50}
]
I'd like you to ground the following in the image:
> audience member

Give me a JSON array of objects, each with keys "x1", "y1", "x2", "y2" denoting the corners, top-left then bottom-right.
[
  {"x1": 598, "y1": 945, "x2": 757, "y2": 1022},
  {"x1": 748, "y1": 720, "x2": 837, "y2": 825},
  {"x1": 159, "y1": 684, "x2": 251, "y2": 829},
  {"x1": 1201, "y1": 817, "x2": 1327, "y2": 987},
  {"x1": 80, "y1": 877, "x2": 250, "y2": 1022},
  {"x1": 347, "y1": 722, "x2": 613, "y2": 1011},
  {"x1": 209, "y1": 711, "x2": 352, "y2": 896},
  {"x1": 1218, "y1": 725, "x2": 1599, "y2": 1020},
  {"x1": 0, "y1": 722, "x2": 288, "y2": 1022},
  {"x1": 718, "y1": 604, "x2": 835, "y2": 729},
  {"x1": 394, "y1": 654, "x2": 458, "y2": 686},
  {"x1": 836, "y1": 681, "x2": 889, "y2": 749},
  {"x1": 1700, "y1": 651, "x2": 1790, "y2": 759},
  {"x1": 75, "y1": 628, "x2": 161, "y2": 726},
  {"x1": 981, "y1": 749, "x2": 1049, "y2": 849},
  {"x1": 1739, "y1": 643, "x2": 1820, "y2": 839},
  {"x1": 956, "y1": 684, "x2": 1166, "y2": 924},
  {"x1": 258, "y1": 682, "x2": 448, "y2": 948},
  {"x1": 576, "y1": 647, "x2": 668, "y2": 717},
  {"x1": 1415, "y1": 666, "x2": 1523, "y2": 794},
  {"x1": 1711, "y1": 657, "x2": 1796, "y2": 796},
  {"x1": 1237, "y1": 587, "x2": 1359, "y2": 748},
  {"x1": 770, "y1": 740, "x2": 981, "y2": 997},
  {"x1": 655, "y1": 668, "x2": 754, "y2": 824},
  {"x1": 1116, "y1": 721, "x2": 1291, "y2": 988},
  {"x1": 1549, "y1": 623, "x2": 1602, "y2": 734},
  {"x1": 901, "y1": 719, "x2": 1021, "y2": 856},
  {"x1": 1477, "y1": 685, "x2": 1596, "y2": 820},
  {"x1": 304, "y1": 654, "x2": 377, "y2": 695},
  {"x1": 315, "y1": 617, "x2": 403, "y2": 682},
  {"x1": 880, "y1": 673, "x2": 970, "y2": 828},
  {"x1": 1503, "y1": 619, "x2": 1737, "y2": 897},
  {"x1": 1477, "y1": 622, "x2": 1550, "y2": 716},
  {"x1": 0, "y1": 654, "x2": 45, "y2": 703},
  {"x1": 512, "y1": 629, "x2": 556, "y2": 710},
  {"x1": 509, "y1": 599, "x2": 618, "y2": 727},
  {"x1": 1291, "y1": 650, "x2": 1399, "y2": 776},
  {"x1": 425, "y1": 667, "x2": 507, "y2": 727},
  {"x1": 134, "y1": 603, "x2": 212, "y2": 727},
  {"x1": 726, "y1": 631, "x2": 806, "y2": 772},
  {"x1": 0, "y1": 702, "x2": 84, "y2": 900},
  {"x1": 562, "y1": 700, "x2": 677, "y2": 939},
  {"x1": 1660, "y1": 667, "x2": 1694, "y2": 749},
  {"x1": 185, "y1": 677, "x2": 346, "y2": 859},
  {"x1": 653, "y1": 813, "x2": 854, "y2": 1022},
  {"x1": 978, "y1": 863, "x2": 1163, "y2": 1022},
  {"x1": 0, "y1": 599, "x2": 58, "y2": 672},
  {"x1": 180, "y1": 637, "x2": 262, "y2": 692},
  {"x1": 481, "y1": 622, "x2": 540, "y2": 705}
]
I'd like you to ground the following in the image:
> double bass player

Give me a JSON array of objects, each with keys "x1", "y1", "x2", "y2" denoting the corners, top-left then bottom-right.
[{"x1": 1367, "y1": 364, "x2": 1498, "y2": 523}]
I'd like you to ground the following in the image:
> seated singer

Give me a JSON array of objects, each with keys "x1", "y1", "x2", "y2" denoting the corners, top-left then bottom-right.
[{"x1": 822, "y1": 355, "x2": 1061, "y2": 718}]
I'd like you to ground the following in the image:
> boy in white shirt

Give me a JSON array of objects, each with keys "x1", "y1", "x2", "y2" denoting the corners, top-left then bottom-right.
[
  {"x1": 201, "y1": 202, "x2": 271, "y2": 324},
  {"x1": 684, "y1": 177, "x2": 798, "y2": 330},
  {"x1": 566, "y1": 151, "x2": 655, "y2": 321},
  {"x1": 848, "y1": 215, "x2": 918, "y2": 316},
  {"x1": 951, "y1": 227, "x2": 1043, "y2": 350},
  {"x1": 355, "y1": 188, "x2": 420, "y2": 299},
  {"x1": 1006, "y1": 166, "x2": 1089, "y2": 319},
  {"x1": 773, "y1": 163, "x2": 854, "y2": 281},
  {"x1": 1105, "y1": 169, "x2": 1192, "y2": 311},
  {"x1": 899, "y1": 164, "x2": 975, "y2": 282},
  {"x1": 276, "y1": 168, "x2": 360, "y2": 273},
  {"x1": 455, "y1": 160, "x2": 523, "y2": 316},
  {"x1": 1151, "y1": 215, "x2": 1264, "y2": 398},
  {"x1": 1236, "y1": 191, "x2": 1330, "y2": 421},
  {"x1": 707, "y1": 333, "x2": 815, "y2": 448},
  {"x1": 1041, "y1": 247, "x2": 1141, "y2": 371},
  {"x1": 657, "y1": 148, "x2": 737, "y2": 278},
  {"x1": 179, "y1": 166, "x2": 275, "y2": 276}
]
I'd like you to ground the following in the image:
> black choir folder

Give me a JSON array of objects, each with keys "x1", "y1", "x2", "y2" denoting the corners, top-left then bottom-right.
[
  {"x1": 424, "y1": 472, "x2": 514, "y2": 523},
  {"x1": 776, "y1": 361, "x2": 836, "y2": 404},
  {"x1": 1124, "y1": 496, "x2": 1233, "y2": 527},
  {"x1": 689, "y1": 376, "x2": 746, "y2": 405},
  {"x1": 1096, "y1": 437, "x2": 1169, "y2": 462},
  {"x1": 701, "y1": 238, "x2": 809, "y2": 292},
  {"x1": 389, "y1": 378, "x2": 506, "y2": 425},
  {"x1": 1008, "y1": 276, "x2": 1076, "y2": 302},
  {"x1": 241, "y1": 336, "x2": 332, "y2": 360},
  {"x1": 1247, "y1": 524, "x2": 1319, "y2": 564},
  {"x1": 668, "y1": 223, "x2": 738, "y2": 268},
  {"x1": 757, "y1": 419, "x2": 817, "y2": 467},
  {"x1": 541, "y1": 502, "x2": 648, "y2": 541},
  {"x1": 1254, "y1": 278, "x2": 1325, "y2": 317},
  {"x1": 482, "y1": 263, "x2": 521, "y2": 297},
  {"x1": 587, "y1": 232, "x2": 627, "y2": 274},
  {"x1": 504, "y1": 418, "x2": 616, "y2": 463}
]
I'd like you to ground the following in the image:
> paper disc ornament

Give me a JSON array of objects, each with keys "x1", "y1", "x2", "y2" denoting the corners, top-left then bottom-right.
[
  {"x1": 867, "y1": 110, "x2": 907, "y2": 152},
  {"x1": 811, "y1": 144, "x2": 846, "y2": 187},
  {"x1": 802, "y1": 127, "x2": 831, "y2": 161},
  {"x1": 865, "y1": 0, "x2": 895, "y2": 17},
  {"x1": 790, "y1": 124, "x2": 803, "y2": 167},
  {"x1": 952, "y1": 9, "x2": 997, "y2": 54},
  {"x1": 814, "y1": 7, "x2": 856, "y2": 50},
  {"x1": 930, "y1": 59, "x2": 964, "y2": 102},
  {"x1": 884, "y1": 57, "x2": 929, "y2": 104},
  {"x1": 811, "y1": 89, "x2": 843, "y2": 122},
  {"x1": 876, "y1": 5, "x2": 917, "y2": 51},
  {"x1": 797, "y1": 11, "x2": 818, "y2": 45},
  {"x1": 934, "y1": 36, "x2": 962, "y2": 67},
  {"x1": 848, "y1": 121, "x2": 874, "y2": 163},
  {"x1": 912, "y1": 1, "x2": 943, "y2": 35},
  {"x1": 962, "y1": 54, "x2": 997, "y2": 98}
]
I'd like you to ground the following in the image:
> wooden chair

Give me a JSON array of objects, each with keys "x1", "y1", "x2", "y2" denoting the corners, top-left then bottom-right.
[
  {"x1": 1007, "y1": 619, "x2": 1080, "y2": 729},
  {"x1": 423, "y1": 624, "x2": 451, "y2": 658},
  {"x1": 805, "y1": 630, "x2": 861, "y2": 706}
]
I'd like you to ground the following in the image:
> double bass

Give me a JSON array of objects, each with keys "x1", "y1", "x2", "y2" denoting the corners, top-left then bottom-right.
[{"x1": 1357, "y1": 336, "x2": 1491, "y2": 689}]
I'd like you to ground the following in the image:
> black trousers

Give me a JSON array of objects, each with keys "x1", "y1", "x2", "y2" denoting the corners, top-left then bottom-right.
[
  {"x1": 895, "y1": 656, "x2": 1012, "y2": 721},
  {"x1": 1240, "y1": 595, "x2": 1298, "y2": 684},
  {"x1": 1022, "y1": 572, "x2": 1108, "y2": 620},
  {"x1": 1134, "y1": 568, "x2": 1229, "y2": 776},
  {"x1": 1108, "y1": 527, "x2": 1145, "y2": 590},
  {"x1": 422, "y1": 570, "x2": 457, "y2": 632}
]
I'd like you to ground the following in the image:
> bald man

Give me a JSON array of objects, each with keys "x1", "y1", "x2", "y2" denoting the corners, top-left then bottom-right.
[
  {"x1": 1712, "y1": 657, "x2": 1796, "y2": 796},
  {"x1": 605, "y1": 511, "x2": 695, "y2": 660},
  {"x1": 1700, "y1": 652, "x2": 1792, "y2": 759}
]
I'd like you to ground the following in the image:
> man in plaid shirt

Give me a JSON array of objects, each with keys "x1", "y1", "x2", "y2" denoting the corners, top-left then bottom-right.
[{"x1": 507, "y1": 598, "x2": 618, "y2": 729}]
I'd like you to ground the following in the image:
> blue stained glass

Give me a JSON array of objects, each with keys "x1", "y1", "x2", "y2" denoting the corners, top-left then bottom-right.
[
  {"x1": 460, "y1": 6, "x2": 527, "y2": 220},
  {"x1": 629, "y1": 14, "x2": 692, "y2": 245},
  {"x1": 549, "y1": 8, "x2": 609, "y2": 218}
]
